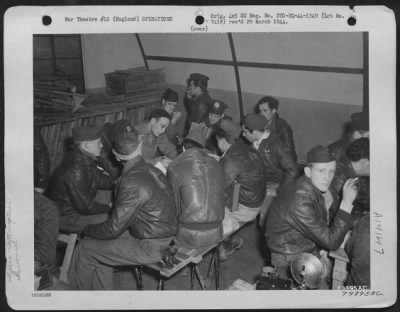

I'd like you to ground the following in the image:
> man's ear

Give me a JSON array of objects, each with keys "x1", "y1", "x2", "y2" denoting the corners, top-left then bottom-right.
[
  {"x1": 79, "y1": 141, "x2": 88, "y2": 151},
  {"x1": 304, "y1": 166, "x2": 312, "y2": 178},
  {"x1": 361, "y1": 158, "x2": 370, "y2": 169},
  {"x1": 272, "y1": 108, "x2": 277, "y2": 114},
  {"x1": 161, "y1": 99, "x2": 166, "y2": 106}
]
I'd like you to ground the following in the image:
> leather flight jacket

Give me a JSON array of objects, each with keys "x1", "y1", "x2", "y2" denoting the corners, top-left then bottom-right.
[
  {"x1": 46, "y1": 146, "x2": 115, "y2": 218},
  {"x1": 220, "y1": 140, "x2": 266, "y2": 208},
  {"x1": 167, "y1": 148, "x2": 225, "y2": 248},
  {"x1": 265, "y1": 175, "x2": 353, "y2": 256},
  {"x1": 83, "y1": 157, "x2": 177, "y2": 240}
]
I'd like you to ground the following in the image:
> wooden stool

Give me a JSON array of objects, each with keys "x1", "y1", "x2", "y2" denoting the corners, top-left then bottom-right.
[{"x1": 57, "y1": 233, "x2": 78, "y2": 283}]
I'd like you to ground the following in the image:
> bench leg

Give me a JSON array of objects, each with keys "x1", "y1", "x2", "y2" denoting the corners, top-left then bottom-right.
[
  {"x1": 194, "y1": 265, "x2": 206, "y2": 290},
  {"x1": 205, "y1": 248, "x2": 220, "y2": 290},
  {"x1": 214, "y1": 249, "x2": 220, "y2": 290},
  {"x1": 207, "y1": 250, "x2": 216, "y2": 279},
  {"x1": 132, "y1": 266, "x2": 144, "y2": 290},
  {"x1": 157, "y1": 276, "x2": 165, "y2": 290},
  {"x1": 190, "y1": 264, "x2": 195, "y2": 290}
]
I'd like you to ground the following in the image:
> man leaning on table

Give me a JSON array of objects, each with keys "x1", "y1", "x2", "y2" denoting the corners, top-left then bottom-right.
[{"x1": 68, "y1": 130, "x2": 177, "y2": 290}]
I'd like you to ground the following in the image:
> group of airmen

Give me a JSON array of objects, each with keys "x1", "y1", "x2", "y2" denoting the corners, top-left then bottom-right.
[{"x1": 34, "y1": 72, "x2": 370, "y2": 290}]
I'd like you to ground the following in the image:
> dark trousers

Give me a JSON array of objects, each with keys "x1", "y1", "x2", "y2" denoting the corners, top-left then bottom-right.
[
  {"x1": 34, "y1": 191, "x2": 60, "y2": 272},
  {"x1": 68, "y1": 231, "x2": 173, "y2": 290},
  {"x1": 59, "y1": 213, "x2": 109, "y2": 233}
]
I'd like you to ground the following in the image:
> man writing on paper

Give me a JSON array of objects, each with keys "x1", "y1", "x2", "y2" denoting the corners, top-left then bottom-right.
[{"x1": 134, "y1": 108, "x2": 178, "y2": 169}]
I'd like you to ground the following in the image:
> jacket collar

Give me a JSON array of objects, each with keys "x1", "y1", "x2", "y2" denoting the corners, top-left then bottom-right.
[
  {"x1": 121, "y1": 156, "x2": 146, "y2": 174},
  {"x1": 71, "y1": 145, "x2": 97, "y2": 165},
  {"x1": 299, "y1": 175, "x2": 326, "y2": 207},
  {"x1": 268, "y1": 113, "x2": 279, "y2": 129}
]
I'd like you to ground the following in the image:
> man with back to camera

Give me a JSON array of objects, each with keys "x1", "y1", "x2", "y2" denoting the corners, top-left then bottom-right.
[
  {"x1": 68, "y1": 130, "x2": 178, "y2": 290},
  {"x1": 328, "y1": 111, "x2": 369, "y2": 162},
  {"x1": 46, "y1": 126, "x2": 116, "y2": 234},
  {"x1": 215, "y1": 119, "x2": 266, "y2": 261},
  {"x1": 242, "y1": 113, "x2": 297, "y2": 229},
  {"x1": 330, "y1": 138, "x2": 370, "y2": 217},
  {"x1": 134, "y1": 108, "x2": 178, "y2": 168},
  {"x1": 183, "y1": 73, "x2": 213, "y2": 136},
  {"x1": 265, "y1": 145, "x2": 358, "y2": 284},
  {"x1": 255, "y1": 96, "x2": 297, "y2": 160},
  {"x1": 167, "y1": 122, "x2": 225, "y2": 249}
]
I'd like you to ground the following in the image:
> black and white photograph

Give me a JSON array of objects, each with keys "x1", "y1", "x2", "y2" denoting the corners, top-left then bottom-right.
[{"x1": 4, "y1": 5, "x2": 396, "y2": 310}]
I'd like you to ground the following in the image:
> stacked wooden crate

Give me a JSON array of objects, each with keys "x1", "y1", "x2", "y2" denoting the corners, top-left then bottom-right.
[
  {"x1": 38, "y1": 67, "x2": 166, "y2": 173},
  {"x1": 105, "y1": 66, "x2": 166, "y2": 121}
]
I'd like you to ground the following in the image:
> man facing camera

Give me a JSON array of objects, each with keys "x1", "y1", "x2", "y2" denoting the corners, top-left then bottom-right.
[
  {"x1": 46, "y1": 126, "x2": 116, "y2": 233},
  {"x1": 255, "y1": 96, "x2": 297, "y2": 160},
  {"x1": 68, "y1": 131, "x2": 177, "y2": 290},
  {"x1": 160, "y1": 88, "x2": 184, "y2": 147},
  {"x1": 205, "y1": 99, "x2": 232, "y2": 155},
  {"x1": 134, "y1": 108, "x2": 178, "y2": 167},
  {"x1": 184, "y1": 73, "x2": 213, "y2": 136},
  {"x1": 265, "y1": 146, "x2": 358, "y2": 281}
]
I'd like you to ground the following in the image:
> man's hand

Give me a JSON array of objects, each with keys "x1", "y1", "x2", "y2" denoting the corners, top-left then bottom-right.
[
  {"x1": 340, "y1": 178, "x2": 358, "y2": 213},
  {"x1": 159, "y1": 157, "x2": 173, "y2": 168},
  {"x1": 342, "y1": 178, "x2": 358, "y2": 205},
  {"x1": 159, "y1": 246, "x2": 180, "y2": 268}
]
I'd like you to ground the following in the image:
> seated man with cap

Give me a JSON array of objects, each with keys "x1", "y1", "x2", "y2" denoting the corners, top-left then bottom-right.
[
  {"x1": 134, "y1": 108, "x2": 178, "y2": 168},
  {"x1": 167, "y1": 122, "x2": 225, "y2": 249},
  {"x1": 160, "y1": 88, "x2": 184, "y2": 147},
  {"x1": 330, "y1": 138, "x2": 370, "y2": 217},
  {"x1": 98, "y1": 119, "x2": 135, "y2": 178},
  {"x1": 328, "y1": 111, "x2": 369, "y2": 162},
  {"x1": 68, "y1": 130, "x2": 178, "y2": 290},
  {"x1": 265, "y1": 145, "x2": 359, "y2": 284},
  {"x1": 255, "y1": 96, "x2": 297, "y2": 160},
  {"x1": 242, "y1": 113, "x2": 297, "y2": 228},
  {"x1": 46, "y1": 126, "x2": 116, "y2": 233},
  {"x1": 183, "y1": 73, "x2": 213, "y2": 136},
  {"x1": 205, "y1": 99, "x2": 232, "y2": 155},
  {"x1": 215, "y1": 119, "x2": 266, "y2": 261}
]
